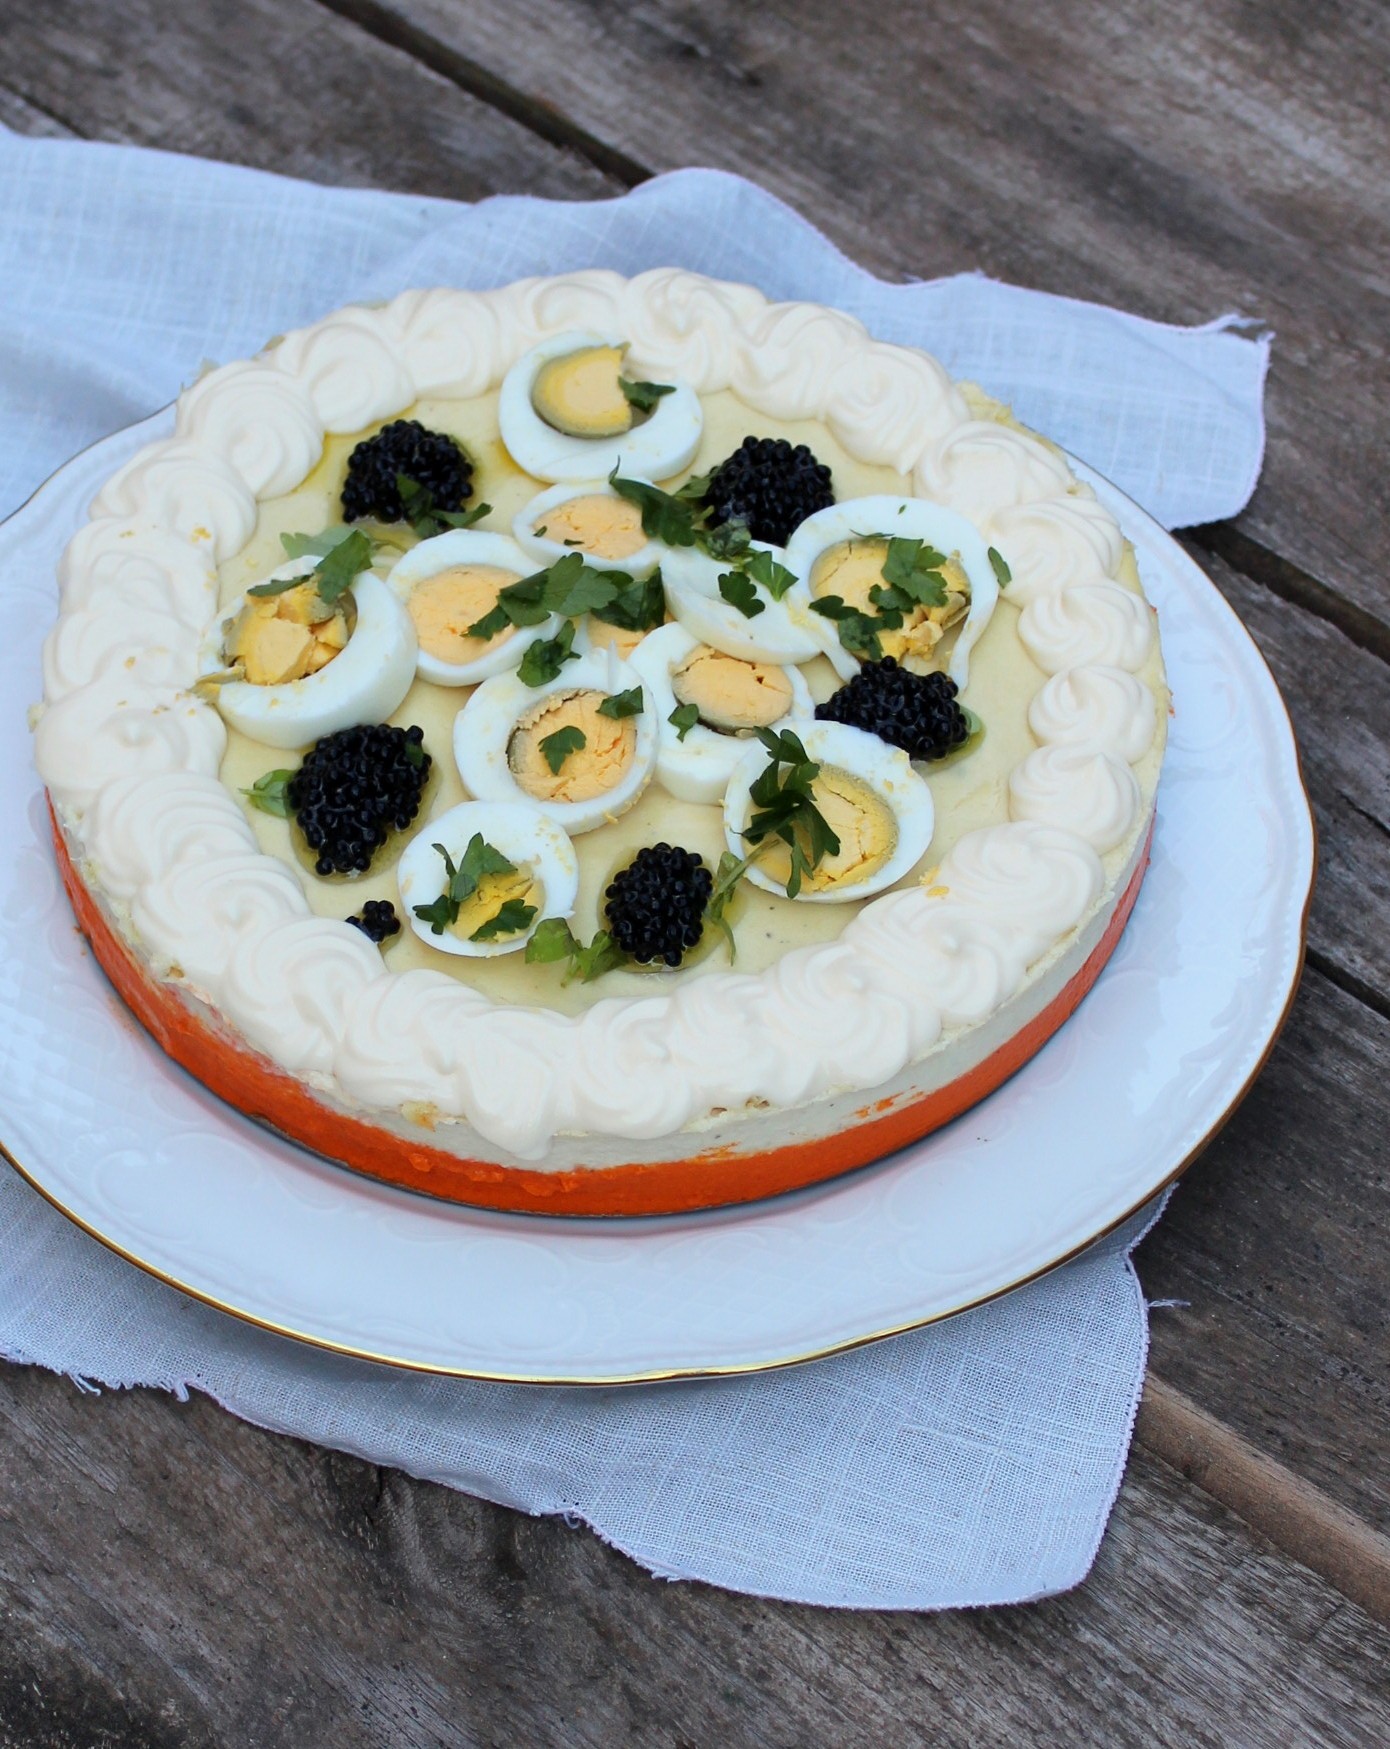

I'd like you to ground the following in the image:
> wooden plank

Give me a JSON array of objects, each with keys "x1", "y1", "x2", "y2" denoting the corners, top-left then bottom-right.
[
  {"x1": 1138, "y1": 964, "x2": 1390, "y2": 1530},
  {"x1": 1, "y1": 1363, "x2": 1389, "y2": 1748},
  {"x1": 0, "y1": 0, "x2": 618, "y2": 202},
  {"x1": 0, "y1": 83, "x2": 77, "y2": 140},
  {"x1": 313, "y1": 0, "x2": 1390, "y2": 640}
]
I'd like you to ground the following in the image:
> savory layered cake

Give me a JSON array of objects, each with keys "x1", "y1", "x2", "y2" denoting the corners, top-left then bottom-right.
[{"x1": 34, "y1": 271, "x2": 1167, "y2": 1215}]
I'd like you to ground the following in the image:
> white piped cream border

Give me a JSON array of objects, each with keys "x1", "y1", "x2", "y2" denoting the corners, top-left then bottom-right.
[{"x1": 35, "y1": 271, "x2": 1160, "y2": 1162}]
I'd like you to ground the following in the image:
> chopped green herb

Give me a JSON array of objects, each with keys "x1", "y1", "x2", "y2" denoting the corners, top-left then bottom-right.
[
  {"x1": 396, "y1": 471, "x2": 491, "y2": 539},
  {"x1": 242, "y1": 769, "x2": 294, "y2": 818},
  {"x1": 809, "y1": 594, "x2": 885, "y2": 661},
  {"x1": 310, "y1": 530, "x2": 376, "y2": 605},
  {"x1": 618, "y1": 377, "x2": 676, "y2": 414},
  {"x1": 590, "y1": 568, "x2": 666, "y2": 633},
  {"x1": 280, "y1": 526, "x2": 359, "y2": 561},
  {"x1": 668, "y1": 702, "x2": 700, "y2": 741},
  {"x1": 988, "y1": 545, "x2": 1012, "y2": 587},
  {"x1": 743, "y1": 727, "x2": 841, "y2": 899},
  {"x1": 703, "y1": 849, "x2": 752, "y2": 959},
  {"x1": 412, "y1": 835, "x2": 517, "y2": 935},
  {"x1": 702, "y1": 518, "x2": 752, "y2": 561},
  {"x1": 517, "y1": 620, "x2": 578, "y2": 687},
  {"x1": 523, "y1": 916, "x2": 628, "y2": 983},
  {"x1": 404, "y1": 737, "x2": 426, "y2": 770},
  {"x1": 539, "y1": 725, "x2": 587, "y2": 774},
  {"x1": 881, "y1": 537, "x2": 950, "y2": 607},
  {"x1": 597, "y1": 687, "x2": 644, "y2": 720},
  {"x1": 608, "y1": 472, "x2": 702, "y2": 547},
  {"x1": 470, "y1": 898, "x2": 538, "y2": 942},
  {"x1": 718, "y1": 570, "x2": 766, "y2": 618},
  {"x1": 743, "y1": 548, "x2": 797, "y2": 601}
]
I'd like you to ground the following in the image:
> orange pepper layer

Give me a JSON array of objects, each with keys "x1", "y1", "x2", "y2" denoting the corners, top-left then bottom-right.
[{"x1": 50, "y1": 797, "x2": 1152, "y2": 1218}]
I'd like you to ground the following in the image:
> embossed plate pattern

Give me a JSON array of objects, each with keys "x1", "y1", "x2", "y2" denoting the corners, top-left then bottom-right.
[{"x1": 0, "y1": 413, "x2": 1312, "y2": 1382}]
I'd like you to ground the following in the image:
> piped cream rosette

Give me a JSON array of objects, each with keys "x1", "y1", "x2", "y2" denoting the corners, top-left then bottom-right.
[
  {"x1": 498, "y1": 330, "x2": 704, "y2": 482},
  {"x1": 397, "y1": 799, "x2": 579, "y2": 958},
  {"x1": 628, "y1": 621, "x2": 812, "y2": 805},
  {"x1": 723, "y1": 720, "x2": 935, "y2": 904},
  {"x1": 785, "y1": 496, "x2": 1000, "y2": 687},
  {"x1": 452, "y1": 646, "x2": 658, "y2": 834},
  {"x1": 196, "y1": 557, "x2": 416, "y2": 750},
  {"x1": 386, "y1": 526, "x2": 561, "y2": 686}
]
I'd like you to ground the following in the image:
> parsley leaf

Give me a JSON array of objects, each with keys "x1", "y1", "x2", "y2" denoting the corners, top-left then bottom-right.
[
  {"x1": 597, "y1": 687, "x2": 644, "y2": 720},
  {"x1": 523, "y1": 917, "x2": 628, "y2": 983},
  {"x1": 718, "y1": 570, "x2": 766, "y2": 618},
  {"x1": 311, "y1": 529, "x2": 377, "y2": 605},
  {"x1": 518, "y1": 620, "x2": 578, "y2": 687},
  {"x1": 412, "y1": 835, "x2": 517, "y2": 935},
  {"x1": 539, "y1": 554, "x2": 624, "y2": 619},
  {"x1": 988, "y1": 545, "x2": 1012, "y2": 587},
  {"x1": 470, "y1": 898, "x2": 538, "y2": 942},
  {"x1": 702, "y1": 518, "x2": 752, "y2": 561},
  {"x1": 395, "y1": 469, "x2": 488, "y2": 539},
  {"x1": 881, "y1": 537, "x2": 949, "y2": 608},
  {"x1": 618, "y1": 377, "x2": 676, "y2": 414},
  {"x1": 809, "y1": 594, "x2": 885, "y2": 661},
  {"x1": 668, "y1": 702, "x2": 700, "y2": 741},
  {"x1": 280, "y1": 526, "x2": 360, "y2": 561},
  {"x1": 242, "y1": 769, "x2": 294, "y2": 818},
  {"x1": 590, "y1": 568, "x2": 666, "y2": 632},
  {"x1": 608, "y1": 472, "x2": 702, "y2": 547},
  {"x1": 743, "y1": 548, "x2": 797, "y2": 600},
  {"x1": 704, "y1": 849, "x2": 751, "y2": 960},
  {"x1": 539, "y1": 725, "x2": 586, "y2": 774},
  {"x1": 743, "y1": 727, "x2": 841, "y2": 899}
]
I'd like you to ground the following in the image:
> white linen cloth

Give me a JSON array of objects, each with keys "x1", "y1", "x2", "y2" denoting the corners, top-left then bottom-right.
[{"x1": 0, "y1": 130, "x2": 1269, "y2": 1609}]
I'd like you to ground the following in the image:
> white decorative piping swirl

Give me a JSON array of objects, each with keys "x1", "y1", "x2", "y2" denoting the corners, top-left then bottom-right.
[
  {"x1": 58, "y1": 520, "x2": 218, "y2": 627},
  {"x1": 89, "y1": 440, "x2": 256, "y2": 562},
  {"x1": 988, "y1": 492, "x2": 1125, "y2": 608},
  {"x1": 1008, "y1": 746, "x2": 1143, "y2": 855},
  {"x1": 1018, "y1": 580, "x2": 1155, "y2": 675},
  {"x1": 43, "y1": 604, "x2": 201, "y2": 701},
  {"x1": 218, "y1": 917, "x2": 390, "y2": 1076},
  {"x1": 176, "y1": 361, "x2": 324, "y2": 499},
  {"x1": 35, "y1": 681, "x2": 226, "y2": 815},
  {"x1": 271, "y1": 308, "x2": 415, "y2": 433},
  {"x1": 1027, "y1": 665, "x2": 1157, "y2": 762},
  {"x1": 131, "y1": 852, "x2": 308, "y2": 993},
  {"x1": 82, "y1": 772, "x2": 258, "y2": 903}
]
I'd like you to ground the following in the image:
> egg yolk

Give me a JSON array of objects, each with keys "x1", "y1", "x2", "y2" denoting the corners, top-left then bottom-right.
[
  {"x1": 758, "y1": 766, "x2": 898, "y2": 894},
  {"x1": 408, "y1": 564, "x2": 521, "y2": 665},
  {"x1": 452, "y1": 863, "x2": 543, "y2": 940},
  {"x1": 671, "y1": 646, "x2": 794, "y2": 732},
  {"x1": 585, "y1": 618, "x2": 647, "y2": 660},
  {"x1": 531, "y1": 345, "x2": 633, "y2": 439},
  {"x1": 810, "y1": 538, "x2": 970, "y2": 667},
  {"x1": 535, "y1": 494, "x2": 647, "y2": 560},
  {"x1": 225, "y1": 582, "x2": 352, "y2": 685},
  {"x1": 508, "y1": 690, "x2": 637, "y2": 803}
]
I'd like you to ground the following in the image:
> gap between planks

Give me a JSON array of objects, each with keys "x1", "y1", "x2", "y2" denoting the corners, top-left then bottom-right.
[
  {"x1": 1135, "y1": 1376, "x2": 1390, "y2": 1627},
  {"x1": 313, "y1": 0, "x2": 1390, "y2": 676}
]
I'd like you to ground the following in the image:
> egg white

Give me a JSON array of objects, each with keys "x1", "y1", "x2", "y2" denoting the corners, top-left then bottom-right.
[
  {"x1": 497, "y1": 330, "x2": 703, "y2": 483},
  {"x1": 628, "y1": 621, "x2": 813, "y2": 806},
  {"x1": 397, "y1": 800, "x2": 579, "y2": 958},
  {"x1": 386, "y1": 527, "x2": 559, "y2": 687},
  {"x1": 661, "y1": 540, "x2": 826, "y2": 666},
  {"x1": 513, "y1": 479, "x2": 666, "y2": 579},
  {"x1": 784, "y1": 496, "x2": 1000, "y2": 689},
  {"x1": 723, "y1": 720, "x2": 935, "y2": 904},
  {"x1": 197, "y1": 560, "x2": 417, "y2": 751},
  {"x1": 453, "y1": 646, "x2": 659, "y2": 835}
]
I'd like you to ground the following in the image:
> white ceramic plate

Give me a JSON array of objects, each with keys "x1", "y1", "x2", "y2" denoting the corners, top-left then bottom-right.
[{"x1": 0, "y1": 413, "x2": 1313, "y2": 1382}]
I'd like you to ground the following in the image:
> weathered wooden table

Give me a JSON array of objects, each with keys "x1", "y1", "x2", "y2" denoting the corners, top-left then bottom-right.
[{"x1": 2, "y1": 4, "x2": 1388, "y2": 1743}]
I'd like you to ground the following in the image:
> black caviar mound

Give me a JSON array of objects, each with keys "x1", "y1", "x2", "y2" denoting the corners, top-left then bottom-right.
[
  {"x1": 341, "y1": 419, "x2": 474, "y2": 524},
  {"x1": 815, "y1": 659, "x2": 971, "y2": 762},
  {"x1": 605, "y1": 843, "x2": 713, "y2": 968},
  {"x1": 700, "y1": 435, "x2": 833, "y2": 546},
  {"x1": 287, "y1": 724, "x2": 431, "y2": 876},
  {"x1": 347, "y1": 899, "x2": 402, "y2": 944}
]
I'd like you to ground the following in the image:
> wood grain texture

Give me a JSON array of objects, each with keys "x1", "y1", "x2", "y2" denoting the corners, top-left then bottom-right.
[
  {"x1": 2, "y1": 1363, "x2": 1389, "y2": 1749},
  {"x1": 318, "y1": 0, "x2": 1390, "y2": 638},
  {"x1": 0, "y1": 0, "x2": 617, "y2": 202}
]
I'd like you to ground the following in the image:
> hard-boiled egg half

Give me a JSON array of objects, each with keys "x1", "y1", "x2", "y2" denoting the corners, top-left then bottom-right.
[
  {"x1": 628, "y1": 621, "x2": 812, "y2": 805},
  {"x1": 197, "y1": 554, "x2": 416, "y2": 750},
  {"x1": 397, "y1": 800, "x2": 579, "y2": 958},
  {"x1": 785, "y1": 496, "x2": 999, "y2": 687},
  {"x1": 660, "y1": 540, "x2": 826, "y2": 666},
  {"x1": 498, "y1": 330, "x2": 703, "y2": 482},
  {"x1": 386, "y1": 527, "x2": 559, "y2": 687},
  {"x1": 453, "y1": 647, "x2": 658, "y2": 835},
  {"x1": 723, "y1": 721, "x2": 934, "y2": 904},
  {"x1": 513, "y1": 479, "x2": 666, "y2": 579}
]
